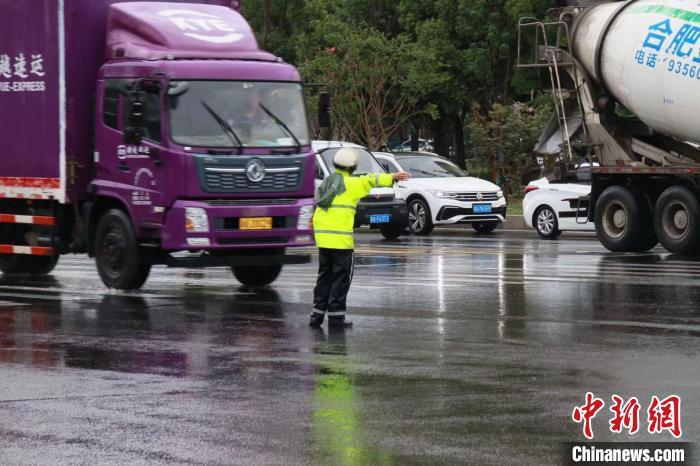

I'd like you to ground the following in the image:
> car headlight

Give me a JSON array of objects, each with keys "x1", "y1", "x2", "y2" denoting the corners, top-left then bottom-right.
[
  {"x1": 497, "y1": 190, "x2": 504, "y2": 199},
  {"x1": 185, "y1": 207, "x2": 210, "y2": 233},
  {"x1": 429, "y1": 190, "x2": 456, "y2": 199},
  {"x1": 297, "y1": 204, "x2": 315, "y2": 230}
]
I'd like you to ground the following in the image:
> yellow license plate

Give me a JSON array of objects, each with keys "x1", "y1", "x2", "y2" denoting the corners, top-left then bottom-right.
[{"x1": 240, "y1": 217, "x2": 273, "y2": 230}]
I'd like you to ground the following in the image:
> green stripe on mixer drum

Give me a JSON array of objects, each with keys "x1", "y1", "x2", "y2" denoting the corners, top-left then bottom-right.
[{"x1": 629, "y1": 5, "x2": 700, "y2": 25}]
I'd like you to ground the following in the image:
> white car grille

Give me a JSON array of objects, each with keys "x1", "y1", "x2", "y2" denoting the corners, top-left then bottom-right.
[{"x1": 452, "y1": 192, "x2": 499, "y2": 202}]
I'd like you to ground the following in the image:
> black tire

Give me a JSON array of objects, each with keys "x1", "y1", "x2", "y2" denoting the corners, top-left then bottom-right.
[
  {"x1": 0, "y1": 254, "x2": 59, "y2": 276},
  {"x1": 94, "y1": 209, "x2": 152, "y2": 290},
  {"x1": 380, "y1": 224, "x2": 404, "y2": 240},
  {"x1": 635, "y1": 191, "x2": 659, "y2": 252},
  {"x1": 533, "y1": 205, "x2": 561, "y2": 239},
  {"x1": 232, "y1": 265, "x2": 282, "y2": 288},
  {"x1": 472, "y1": 221, "x2": 500, "y2": 234},
  {"x1": 594, "y1": 185, "x2": 656, "y2": 253},
  {"x1": 654, "y1": 185, "x2": 700, "y2": 254},
  {"x1": 408, "y1": 198, "x2": 434, "y2": 235}
]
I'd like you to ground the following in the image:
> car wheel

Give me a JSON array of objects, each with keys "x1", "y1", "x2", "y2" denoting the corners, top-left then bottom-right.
[
  {"x1": 408, "y1": 198, "x2": 434, "y2": 235},
  {"x1": 472, "y1": 221, "x2": 499, "y2": 234},
  {"x1": 534, "y1": 206, "x2": 561, "y2": 239}
]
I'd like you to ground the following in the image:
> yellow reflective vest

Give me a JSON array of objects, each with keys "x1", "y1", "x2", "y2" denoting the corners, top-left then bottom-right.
[{"x1": 313, "y1": 170, "x2": 395, "y2": 249}]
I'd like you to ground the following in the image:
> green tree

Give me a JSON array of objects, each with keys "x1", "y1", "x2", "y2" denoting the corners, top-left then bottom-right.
[
  {"x1": 398, "y1": 0, "x2": 555, "y2": 166},
  {"x1": 240, "y1": 0, "x2": 307, "y2": 61},
  {"x1": 467, "y1": 97, "x2": 553, "y2": 198},
  {"x1": 299, "y1": 18, "x2": 421, "y2": 150}
]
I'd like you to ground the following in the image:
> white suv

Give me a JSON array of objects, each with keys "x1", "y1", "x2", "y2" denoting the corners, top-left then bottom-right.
[{"x1": 373, "y1": 152, "x2": 506, "y2": 235}]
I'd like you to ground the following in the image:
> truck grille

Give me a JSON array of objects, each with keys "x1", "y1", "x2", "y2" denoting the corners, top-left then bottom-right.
[
  {"x1": 206, "y1": 199, "x2": 298, "y2": 206},
  {"x1": 204, "y1": 171, "x2": 301, "y2": 192},
  {"x1": 196, "y1": 154, "x2": 307, "y2": 194},
  {"x1": 452, "y1": 192, "x2": 499, "y2": 202}
]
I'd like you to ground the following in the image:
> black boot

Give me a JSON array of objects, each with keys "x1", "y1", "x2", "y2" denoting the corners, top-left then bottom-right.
[
  {"x1": 328, "y1": 317, "x2": 353, "y2": 329},
  {"x1": 309, "y1": 311, "x2": 325, "y2": 328}
]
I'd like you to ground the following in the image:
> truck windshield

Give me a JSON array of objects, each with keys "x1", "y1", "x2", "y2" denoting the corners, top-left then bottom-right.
[{"x1": 168, "y1": 81, "x2": 310, "y2": 149}]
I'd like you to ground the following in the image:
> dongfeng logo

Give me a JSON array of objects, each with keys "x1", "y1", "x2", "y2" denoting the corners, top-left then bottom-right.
[
  {"x1": 246, "y1": 160, "x2": 266, "y2": 183},
  {"x1": 158, "y1": 9, "x2": 244, "y2": 44},
  {"x1": 476, "y1": 193, "x2": 483, "y2": 201}
]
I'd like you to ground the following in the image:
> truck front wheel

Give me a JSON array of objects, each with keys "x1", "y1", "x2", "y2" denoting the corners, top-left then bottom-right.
[
  {"x1": 595, "y1": 185, "x2": 656, "y2": 252},
  {"x1": 232, "y1": 265, "x2": 282, "y2": 288},
  {"x1": 654, "y1": 186, "x2": 700, "y2": 254},
  {"x1": 94, "y1": 209, "x2": 152, "y2": 290},
  {"x1": 0, "y1": 255, "x2": 59, "y2": 276}
]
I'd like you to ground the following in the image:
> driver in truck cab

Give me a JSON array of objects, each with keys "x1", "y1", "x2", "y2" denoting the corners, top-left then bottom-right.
[{"x1": 311, "y1": 148, "x2": 411, "y2": 328}]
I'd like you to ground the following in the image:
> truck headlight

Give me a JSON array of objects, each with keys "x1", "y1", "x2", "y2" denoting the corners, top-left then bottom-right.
[
  {"x1": 185, "y1": 207, "x2": 210, "y2": 233},
  {"x1": 429, "y1": 190, "x2": 456, "y2": 199},
  {"x1": 297, "y1": 205, "x2": 315, "y2": 230}
]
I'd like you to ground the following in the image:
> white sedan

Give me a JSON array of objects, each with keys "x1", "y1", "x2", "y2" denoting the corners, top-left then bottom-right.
[
  {"x1": 523, "y1": 176, "x2": 595, "y2": 238},
  {"x1": 373, "y1": 152, "x2": 506, "y2": 235}
]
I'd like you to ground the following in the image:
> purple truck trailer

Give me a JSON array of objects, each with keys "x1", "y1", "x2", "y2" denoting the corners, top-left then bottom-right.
[{"x1": 0, "y1": 1, "x2": 325, "y2": 289}]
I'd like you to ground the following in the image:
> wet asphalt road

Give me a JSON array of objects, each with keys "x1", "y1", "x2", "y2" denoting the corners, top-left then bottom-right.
[{"x1": 0, "y1": 231, "x2": 698, "y2": 465}]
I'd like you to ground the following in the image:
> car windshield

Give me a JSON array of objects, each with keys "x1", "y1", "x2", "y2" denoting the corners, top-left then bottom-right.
[
  {"x1": 168, "y1": 81, "x2": 310, "y2": 148},
  {"x1": 319, "y1": 147, "x2": 386, "y2": 176},
  {"x1": 397, "y1": 156, "x2": 465, "y2": 178}
]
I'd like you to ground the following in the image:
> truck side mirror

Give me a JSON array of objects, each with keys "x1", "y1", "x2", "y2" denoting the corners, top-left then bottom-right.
[
  {"x1": 124, "y1": 99, "x2": 144, "y2": 144},
  {"x1": 128, "y1": 100, "x2": 144, "y2": 127},
  {"x1": 318, "y1": 91, "x2": 332, "y2": 129}
]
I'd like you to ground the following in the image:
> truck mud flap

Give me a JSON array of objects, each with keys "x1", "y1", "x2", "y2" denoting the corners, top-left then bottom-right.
[{"x1": 160, "y1": 253, "x2": 311, "y2": 269}]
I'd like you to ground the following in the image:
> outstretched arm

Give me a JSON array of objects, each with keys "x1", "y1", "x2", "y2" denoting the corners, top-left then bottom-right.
[{"x1": 357, "y1": 171, "x2": 411, "y2": 197}]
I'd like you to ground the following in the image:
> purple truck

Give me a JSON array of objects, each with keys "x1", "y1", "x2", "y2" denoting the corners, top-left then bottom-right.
[{"x1": 0, "y1": 1, "x2": 325, "y2": 289}]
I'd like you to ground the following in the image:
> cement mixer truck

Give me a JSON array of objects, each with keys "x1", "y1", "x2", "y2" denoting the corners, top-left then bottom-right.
[{"x1": 519, "y1": 0, "x2": 700, "y2": 254}]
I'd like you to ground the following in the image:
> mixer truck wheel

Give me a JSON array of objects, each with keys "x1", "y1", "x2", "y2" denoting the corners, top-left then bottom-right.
[
  {"x1": 653, "y1": 186, "x2": 700, "y2": 255},
  {"x1": 232, "y1": 265, "x2": 282, "y2": 288},
  {"x1": 595, "y1": 185, "x2": 654, "y2": 253},
  {"x1": 94, "y1": 209, "x2": 152, "y2": 290},
  {"x1": 632, "y1": 191, "x2": 658, "y2": 252}
]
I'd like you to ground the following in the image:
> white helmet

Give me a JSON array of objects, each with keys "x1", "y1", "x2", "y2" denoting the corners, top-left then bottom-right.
[{"x1": 333, "y1": 148, "x2": 359, "y2": 170}]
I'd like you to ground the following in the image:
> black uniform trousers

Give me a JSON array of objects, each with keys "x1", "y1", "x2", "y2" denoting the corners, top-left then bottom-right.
[{"x1": 312, "y1": 248, "x2": 354, "y2": 321}]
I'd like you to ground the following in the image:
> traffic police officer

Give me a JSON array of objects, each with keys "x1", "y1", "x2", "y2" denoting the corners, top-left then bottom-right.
[{"x1": 311, "y1": 148, "x2": 410, "y2": 328}]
